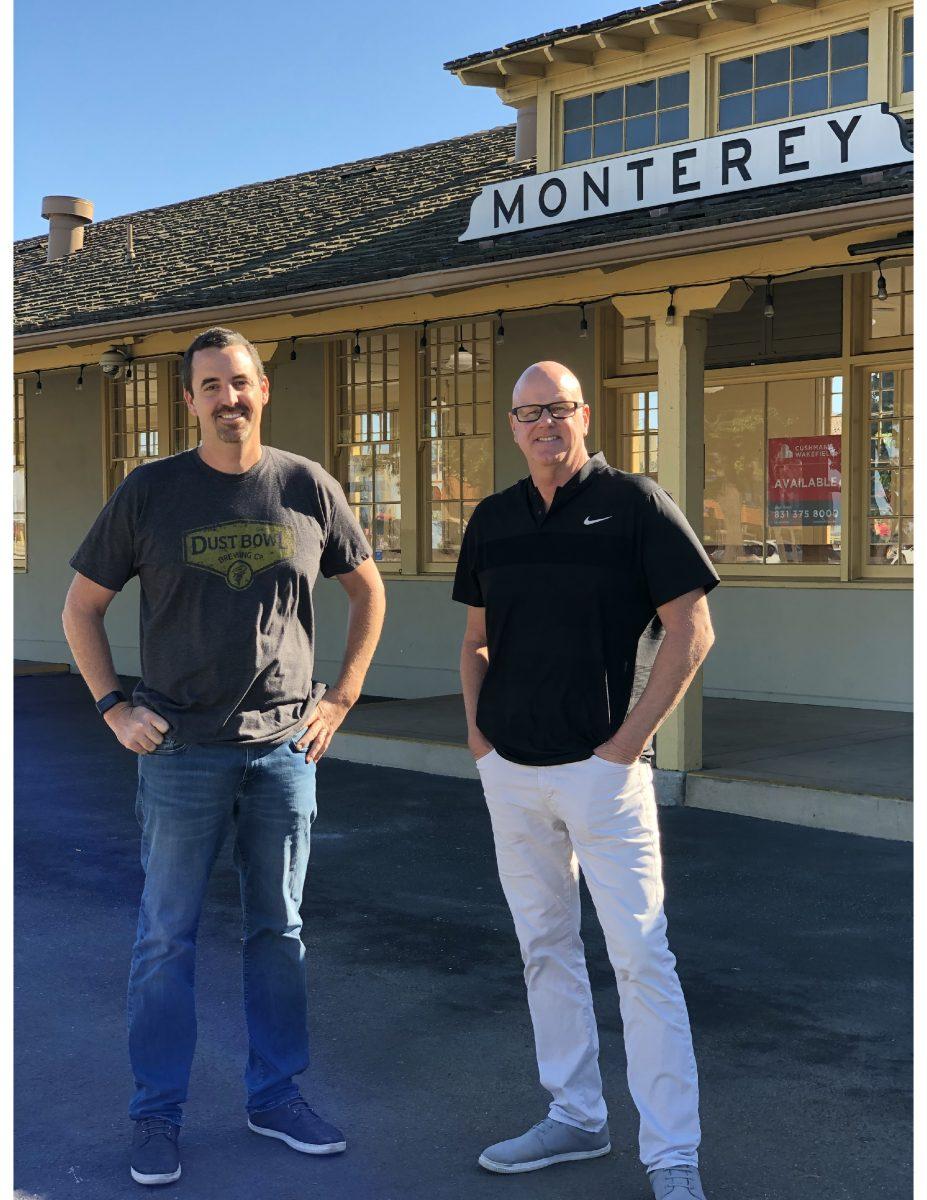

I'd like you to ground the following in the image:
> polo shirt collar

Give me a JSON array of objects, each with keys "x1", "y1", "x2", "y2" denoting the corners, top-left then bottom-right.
[{"x1": 526, "y1": 451, "x2": 608, "y2": 521}]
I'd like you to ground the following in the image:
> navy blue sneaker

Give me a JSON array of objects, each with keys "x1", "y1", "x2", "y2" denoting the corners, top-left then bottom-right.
[
  {"x1": 248, "y1": 1098, "x2": 346, "y2": 1155},
  {"x1": 130, "y1": 1118, "x2": 181, "y2": 1186}
]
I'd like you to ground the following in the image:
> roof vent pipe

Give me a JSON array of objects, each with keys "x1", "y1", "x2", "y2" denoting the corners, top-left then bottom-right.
[
  {"x1": 512, "y1": 101, "x2": 537, "y2": 162},
  {"x1": 41, "y1": 195, "x2": 94, "y2": 262}
]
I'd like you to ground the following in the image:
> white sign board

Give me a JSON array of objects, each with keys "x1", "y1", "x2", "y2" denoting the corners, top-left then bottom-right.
[{"x1": 459, "y1": 104, "x2": 912, "y2": 242}]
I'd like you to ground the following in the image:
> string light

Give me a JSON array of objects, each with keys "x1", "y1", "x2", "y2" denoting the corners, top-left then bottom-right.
[
  {"x1": 578, "y1": 303, "x2": 588, "y2": 338},
  {"x1": 763, "y1": 276, "x2": 775, "y2": 319},
  {"x1": 35, "y1": 370, "x2": 42, "y2": 394},
  {"x1": 419, "y1": 320, "x2": 429, "y2": 352},
  {"x1": 76, "y1": 365, "x2": 84, "y2": 392},
  {"x1": 665, "y1": 287, "x2": 677, "y2": 326},
  {"x1": 290, "y1": 337, "x2": 297, "y2": 361},
  {"x1": 875, "y1": 259, "x2": 888, "y2": 301},
  {"x1": 352, "y1": 331, "x2": 361, "y2": 358},
  {"x1": 495, "y1": 311, "x2": 505, "y2": 345}
]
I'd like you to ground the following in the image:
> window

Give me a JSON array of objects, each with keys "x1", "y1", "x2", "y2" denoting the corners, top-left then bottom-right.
[
  {"x1": 867, "y1": 368, "x2": 913, "y2": 568},
  {"x1": 420, "y1": 321, "x2": 493, "y2": 565},
  {"x1": 171, "y1": 360, "x2": 200, "y2": 452},
  {"x1": 900, "y1": 13, "x2": 913, "y2": 99},
  {"x1": 869, "y1": 266, "x2": 913, "y2": 340},
  {"x1": 717, "y1": 28, "x2": 868, "y2": 132},
  {"x1": 562, "y1": 71, "x2": 689, "y2": 164},
  {"x1": 621, "y1": 317, "x2": 656, "y2": 366},
  {"x1": 704, "y1": 374, "x2": 843, "y2": 567},
  {"x1": 334, "y1": 333, "x2": 401, "y2": 566},
  {"x1": 619, "y1": 389, "x2": 658, "y2": 479},
  {"x1": 107, "y1": 362, "x2": 161, "y2": 494},
  {"x1": 14, "y1": 377, "x2": 26, "y2": 569}
]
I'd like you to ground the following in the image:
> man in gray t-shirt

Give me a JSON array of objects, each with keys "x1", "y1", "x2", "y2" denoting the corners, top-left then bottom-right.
[{"x1": 63, "y1": 327, "x2": 385, "y2": 1187}]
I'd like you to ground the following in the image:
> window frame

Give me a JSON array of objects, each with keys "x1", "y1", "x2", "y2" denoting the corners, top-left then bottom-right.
[
  {"x1": 554, "y1": 61, "x2": 692, "y2": 169},
  {"x1": 855, "y1": 358, "x2": 913, "y2": 581},
  {"x1": 893, "y1": 8, "x2": 913, "y2": 112},
  {"x1": 14, "y1": 375, "x2": 27, "y2": 572},
  {"x1": 710, "y1": 19, "x2": 871, "y2": 136}
]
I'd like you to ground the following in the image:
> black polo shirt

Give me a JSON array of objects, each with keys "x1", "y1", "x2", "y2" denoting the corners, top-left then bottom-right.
[{"x1": 452, "y1": 452, "x2": 720, "y2": 766}]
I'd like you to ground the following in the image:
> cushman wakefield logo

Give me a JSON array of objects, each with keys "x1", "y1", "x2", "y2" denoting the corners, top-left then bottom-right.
[
  {"x1": 183, "y1": 521, "x2": 295, "y2": 590},
  {"x1": 459, "y1": 104, "x2": 912, "y2": 241}
]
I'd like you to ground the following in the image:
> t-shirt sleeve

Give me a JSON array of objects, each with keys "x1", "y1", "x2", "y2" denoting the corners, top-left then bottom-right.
[
  {"x1": 318, "y1": 474, "x2": 373, "y2": 578},
  {"x1": 68, "y1": 474, "x2": 140, "y2": 591},
  {"x1": 640, "y1": 485, "x2": 720, "y2": 610},
  {"x1": 452, "y1": 513, "x2": 484, "y2": 607}
]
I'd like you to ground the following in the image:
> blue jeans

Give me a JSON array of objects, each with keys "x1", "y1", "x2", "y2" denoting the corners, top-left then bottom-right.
[{"x1": 128, "y1": 732, "x2": 317, "y2": 1124}]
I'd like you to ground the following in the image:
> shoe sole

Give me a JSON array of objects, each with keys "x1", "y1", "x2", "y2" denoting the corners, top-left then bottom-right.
[
  {"x1": 130, "y1": 1165, "x2": 182, "y2": 1185},
  {"x1": 478, "y1": 1143, "x2": 611, "y2": 1174},
  {"x1": 247, "y1": 1120, "x2": 346, "y2": 1155}
]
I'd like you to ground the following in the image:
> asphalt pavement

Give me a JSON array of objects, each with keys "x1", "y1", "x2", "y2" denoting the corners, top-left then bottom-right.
[{"x1": 14, "y1": 674, "x2": 912, "y2": 1200}]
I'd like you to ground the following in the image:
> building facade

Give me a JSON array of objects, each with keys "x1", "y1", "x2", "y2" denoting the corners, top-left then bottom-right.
[{"x1": 13, "y1": 0, "x2": 914, "y2": 777}]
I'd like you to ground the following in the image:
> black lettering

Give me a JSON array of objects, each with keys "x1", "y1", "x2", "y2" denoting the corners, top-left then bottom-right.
[
  {"x1": 672, "y1": 147, "x2": 700, "y2": 194},
  {"x1": 626, "y1": 156, "x2": 655, "y2": 202},
  {"x1": 538, "y1": 177, "x2": 568, "y2": 217},
  {"x1": 190, "y1": 535, "x2": 206, "y2": 555},
  {"x1": 583, "y1": 167, "x2": 609, "y2": 211},
  {"x1": 827, "y1": 113, "x2": 862, "y2": 163},
  {"x1": 779, "y1": 126, "x2": 809, "y2": 174},
  {"x1": 493, "y1": 185, "x2": 524, "y2": 229},
  {"x1": 721, "y1": 138, "x2": 752, "y2": 185}
]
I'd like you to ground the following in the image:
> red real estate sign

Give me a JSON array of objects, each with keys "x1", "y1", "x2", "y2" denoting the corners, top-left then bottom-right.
[{"x1": 767, "y1": 435, "x2": 841, "y2": 527}]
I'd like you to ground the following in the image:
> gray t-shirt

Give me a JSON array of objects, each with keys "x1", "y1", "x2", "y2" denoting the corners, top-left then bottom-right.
[{"x1": 70, "y1": 446, "x2": 371, "y2": 746}]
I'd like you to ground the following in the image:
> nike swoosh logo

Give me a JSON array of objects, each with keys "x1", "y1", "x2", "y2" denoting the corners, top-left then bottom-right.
[{"x1": 584, "y1": 516, "x2": 612, "y2": 525}]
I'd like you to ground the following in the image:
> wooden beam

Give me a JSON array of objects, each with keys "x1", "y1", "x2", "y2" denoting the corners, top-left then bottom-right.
[
  {"x1": 498, "y1": 56, "x2": 546, "y2": 79},
  {"x1": 768, "y1": 0, "x2": 817, "y2": 8},
  {"x1": 707, "y1": 1, "x2": 756, "y2": 22},
  {"x1": 649, "y1": 16, "x2": 700, "y2": 38},
  {"x1": 595, "y1": 30, "x2": 645, "y2": 52},
  {"x1": 544, "y1": 44, "x2": 595, "y2": 66},
  {"x1": 457, "y1": 68, "x2": 504, "y2": 88}
]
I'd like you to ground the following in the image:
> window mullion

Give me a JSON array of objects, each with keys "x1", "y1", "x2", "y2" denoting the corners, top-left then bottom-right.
[{"x1": 397, "y1": 328, "x2": 419, "y2": 575}]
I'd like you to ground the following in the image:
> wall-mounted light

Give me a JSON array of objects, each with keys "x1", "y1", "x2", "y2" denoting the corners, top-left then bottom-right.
[{"x1": 578, "y1": 303, "x2": 588, "y2": 338}]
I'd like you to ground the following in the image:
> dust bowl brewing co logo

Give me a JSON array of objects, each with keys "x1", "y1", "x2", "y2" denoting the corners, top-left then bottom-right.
[{"x1": 183, "y1": 521, "x2": 295, "y2": 590}]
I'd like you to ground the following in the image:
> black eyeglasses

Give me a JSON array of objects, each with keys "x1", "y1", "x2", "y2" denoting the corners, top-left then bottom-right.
[{"x1": 510, "y1": 401, "x2": 585, "y2": 423}]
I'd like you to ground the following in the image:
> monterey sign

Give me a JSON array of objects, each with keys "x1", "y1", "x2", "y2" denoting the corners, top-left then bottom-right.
[{"x1": 459, "y1": 103, "x2": 912, "y2": 242}]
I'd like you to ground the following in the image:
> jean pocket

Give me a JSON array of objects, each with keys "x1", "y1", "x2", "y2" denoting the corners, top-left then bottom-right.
[
  {"x1": 288, "y1": 727, "x2": 310, "y2": 754},
  {"x1": 150, "y1": 734, "x2": 189, "y2": 756}
]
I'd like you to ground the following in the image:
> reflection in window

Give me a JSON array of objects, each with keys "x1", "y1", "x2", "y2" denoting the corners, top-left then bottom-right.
[
  {"x1": 335, "y1": 334, "x2": 401, "y2": 565},
  {"x1": 621, "y1": 316, "x2": 656, "y2": 365},
  {"x1": 870, "y1": 265, "x2": 913, "y2": 339},
  {"x1": 171, "y1": 360, "x2": 200, "y2": 452},
  {"x1": 703, "y1": 375, "x2": 843, "y2": 566},
  {"x1": 563, "y1": 72, "x2": 689, "y2": 164},
  {"x1": 718, "y1": 28, "x2": 868, "y2": 131},
  {"x1": 868, "y1": 369, "x2": 913, "y2": 566},
  {"x1": 901, "y1": 14, "x2": 913, "y2": 95},
  {"x1": 14, "y1": 377, "x2": 26, "y2": 569},
  {"x1": 620, "y1": 390, "x2": 658, "y2": 479},
  {"x1": 420, "y1": 322, "x2": 493, "y2": 565},
  {"x1": 108, "y1": 361, "x2": 160, "y2": 494}
]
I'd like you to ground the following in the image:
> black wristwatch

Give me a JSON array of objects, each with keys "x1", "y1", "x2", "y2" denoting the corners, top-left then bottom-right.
[{"x1": 95, "y1": 689, "x2": 128, "y2": 717}]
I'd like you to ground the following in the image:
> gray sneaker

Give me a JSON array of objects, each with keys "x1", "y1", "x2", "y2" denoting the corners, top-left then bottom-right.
[
  {"x1": 478, "y1": 1116, "x2": 611, "y2": 1174},
  {"x1": 650, "y1": 1164, "x2": 707, "y2": 1199},
  {"x1": 130, "y1": 1118, "x2": 181, "y2": 1186}
]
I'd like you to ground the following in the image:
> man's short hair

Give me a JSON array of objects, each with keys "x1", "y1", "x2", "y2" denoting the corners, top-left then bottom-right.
[{"x1": 181, "y1": 327, "x2": 265, "y2": 394}]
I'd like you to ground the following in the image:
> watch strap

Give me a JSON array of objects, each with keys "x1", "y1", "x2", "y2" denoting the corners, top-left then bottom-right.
[{"x1": 95, "y1": 689, "x2": 128, "y2": 717}]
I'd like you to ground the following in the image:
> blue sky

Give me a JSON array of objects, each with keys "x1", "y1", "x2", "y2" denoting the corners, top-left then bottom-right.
[{"x1": 14, "y1": 0, "x2": 638, "y2": 241}]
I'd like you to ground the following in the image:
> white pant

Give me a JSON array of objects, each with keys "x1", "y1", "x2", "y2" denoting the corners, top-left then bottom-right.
[{"x1": 476, "y1": 750, "x2": 700, "y2": 1171}]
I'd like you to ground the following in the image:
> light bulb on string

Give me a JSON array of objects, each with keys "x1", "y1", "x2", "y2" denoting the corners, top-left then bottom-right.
[
  {"x1": 35, "y1": 370, "x2": 42, "y2": 394},
  {"x1": 876, "y1": 260, "x2": 888, "y2": 301},
  {"x1": 665, "y1": 288, "x2": 677, "y2": 326},
  {"x1": 578, "y1": 303, "x2": 588, "y2": 338},
  {"x1": 457, "y1": 329, "x2": 467, "y2": 354},
  {"x1": 76, "y1": 366, "x2": 84, "y2": 392},
  {"x1": 352, "y1": 332, "x2": 361, "y2": 359},
  {"x1": 763, "y1": 276, "x2": 775, "y2": 319},
  {"x1": 290, "y1": 338, "x2": 297, "y2": 361},
  {"x1": 495, "y1": 311, "x2": 505, "y2": 345},
  {"x1": 125, "y1": 362, "x2": 134, "y2": 381},
  {"x1": 419, "y1": 321, "x2": 428, "y2": 352}
]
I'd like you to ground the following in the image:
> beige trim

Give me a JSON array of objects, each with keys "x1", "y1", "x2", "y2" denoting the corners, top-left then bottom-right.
[{"x1": 14, "y1": 197, "x2": 912, "y2": 358}]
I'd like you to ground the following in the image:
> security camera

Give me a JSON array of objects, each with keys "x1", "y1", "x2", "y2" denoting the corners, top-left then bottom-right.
[{"x1": 99, "y1": 347, "x2": 131, "y2": 378}]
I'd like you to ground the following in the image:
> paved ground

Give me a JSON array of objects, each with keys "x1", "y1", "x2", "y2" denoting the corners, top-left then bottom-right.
[{"x1": 15, "y1": 675, "x2": 912, "y2": 1200}]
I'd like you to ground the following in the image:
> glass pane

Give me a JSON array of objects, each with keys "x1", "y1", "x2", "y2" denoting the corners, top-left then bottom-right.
[
  {"x1": 901, "y1": 469, "x2": 914, "y2": 516},
  {"x1": 659, "y1": 71, "x2": 689, "y2": 107},
  {"x1": 792, "y1": 39, "x2": 827, "y2": 79},
  {"x1": 792, "y1": 74, "x2": 828, "y2": 114},
  {"x1": 903, "y1": 293, "x2": 913, "y2": 336},
  {"x1": 903, "y1": 55, "x2": 913, "y2": 93},
  {"x1": 901, "y1": 369, "x2": 914, "y2": 418},
  {"x1": 563, "y1": 94, "x2": 592, "y2": 130},
  {"x1": 594, "y1": 122, "x2": 622, "y2": 157},
  {"x1": 373, "y1": 505, "x2": 401, "y2": 562},
  {"x1": 831, "y1": 28, "x2": 868, "y2": 69},
  {"x1": 719, "y1": 92, "x2": 753, "y2": 131},
  {"x1": 429, "y1": 501, "x2": 462, "y2": 562},
  {"x1": 594, "y1": 88, "x2": 623, "y2": 121},
  {"x1": 755, "y1": 84, "x2": 790, "y2": 123},
  {"x1": 720, "y1": 56, "x2": 753, "y2": 96},
  {"x1": 374, "y1": 444, "x2": 401, "y2": 503},
  {"x1": 870, "y1": 469, "x2": 897, "y2": 516},
  {"x1": 756, "y1": 47, "x2": 790, "y2": 85},
  {"x1": 658, "y1": 107, "x2": 688, "y2": 143},
  {"x1": 475, "y1": 403, "x2": 493, "y2": 436},
  {"x1": 830, "y1": 66, "x2": 868, "y2": 106},
  {"x1": 563, "y1": 129, "x2": 592, "y2": 163},
  {"x1": 625, "y1": 113, "x2": 656, "y2": 150},
  {"x1": 462, "y1": 437, "x2": 493, "y2": 500},
  {"x1": 903, "y1": 16, "x2": 913, "y2": 54},
  {"x1": 703, "y1": 382, "x2": 765, "y2": 563},
  {"x1": 629, "y1": 434, "x2": 647, "y2": 474},
  {"x1": 871, "y1": 294, "x2": 902, "y2": 339},
  {"x1": 345, "y1": 446, "x2": 373, "y2": 505},
  {"x1": 622, "y1": 320, "x2": 648, "y2": 363},
  {"x1": 626, "y1": 78, "x2": 656, "y2": 115}
]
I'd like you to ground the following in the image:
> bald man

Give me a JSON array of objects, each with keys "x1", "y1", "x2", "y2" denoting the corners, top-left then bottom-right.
[{"x1": 453, "y1": 363, "x2": 720, "y2": 1200}]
